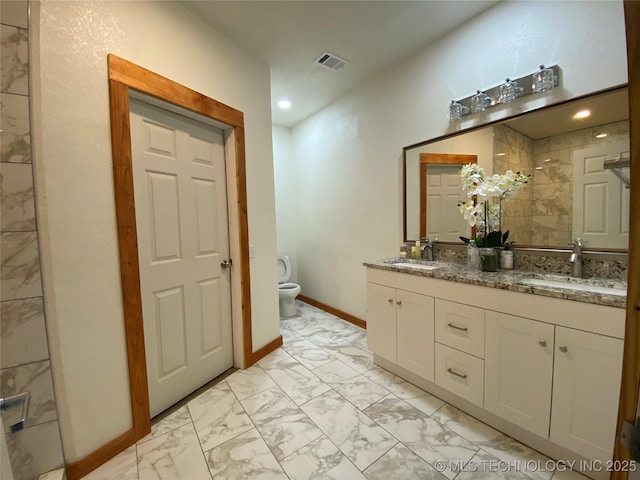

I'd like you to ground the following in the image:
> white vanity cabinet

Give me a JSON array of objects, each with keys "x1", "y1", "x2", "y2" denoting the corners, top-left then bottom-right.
[
  {"x1": 550, "y1": 326, "x2": 623, "y2": 462},
  {"x1": 365, "y1": 266, "x2": 625, "y2": 470},
  {"x1": 484, "y1": 311, "x2": 554, "y2": 438},
  {"x1": 366, "y1": 283, "x2": 435, "y2": 380}
]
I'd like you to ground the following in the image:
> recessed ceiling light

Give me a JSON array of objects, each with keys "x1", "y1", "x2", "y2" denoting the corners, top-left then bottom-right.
[
  {"x1": 595, "y1": 133, "x2": 608, "y2": 139},
  {"x1": 543, "y1": 158, "x2": 552, "y2": 163},
  {"x1": 494, "y1": 152, "x2": 506, "y2": 157},
  {"x1": 277, "y1": 100, "x2": 291, "y2": 110},
  {"x1": 535, "y1": 166, "x2": 544, "y2": 170},
  {"x1": 573, "y1": 109, "x2": 591, "y2": 119}
]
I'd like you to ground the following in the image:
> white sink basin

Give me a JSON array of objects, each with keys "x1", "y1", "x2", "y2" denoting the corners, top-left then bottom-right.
[
  {"x1": 518, "y1": 278, "x2": 626, "y2": 297},
  {"x1": 392, "y1": 262, "x2": 441, "y2": 271}
]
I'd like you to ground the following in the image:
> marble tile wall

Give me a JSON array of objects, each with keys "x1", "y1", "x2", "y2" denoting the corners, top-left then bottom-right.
[
  {"x1": 493, "y1": 124, "x2": 535, "y2": 245},
  {"x1": 532, "y1": 119, "x2": 629, "y2": 246},
  {"x1": 1, "y1": 2, "x2": 66, "y2": 479}
]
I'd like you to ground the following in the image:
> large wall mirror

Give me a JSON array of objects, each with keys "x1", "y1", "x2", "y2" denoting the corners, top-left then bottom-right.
[{"x1": 404, "y1": 86, "x2": 630, "y2": 251}]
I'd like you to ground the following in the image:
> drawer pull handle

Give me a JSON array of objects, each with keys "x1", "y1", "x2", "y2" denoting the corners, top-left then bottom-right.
[
  {"x1": 559, "y1": 345, "x2": 568, "y2": 353},
  {"x1": 388, "y1": 298, "x2": 393, "y2": 303},
  {"x1": 447, "y1": 323, "x2": 468, "y2": 332},
  {"x1": 396, "y1": 301, "x2": 402, "y2": 306},
  {"x1": 447, "y1": 368, "x2": 468, "y2": 379},
  {"x1": 538, "y1": 340, "x2": 547, "y2": 347}
]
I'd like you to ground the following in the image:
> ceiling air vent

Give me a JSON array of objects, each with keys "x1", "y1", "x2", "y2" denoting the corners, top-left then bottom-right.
[{"x1": 315, "y1": 51, "x2": 349, "y2": 72}]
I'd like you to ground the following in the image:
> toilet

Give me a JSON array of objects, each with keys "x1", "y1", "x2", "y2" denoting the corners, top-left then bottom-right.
[{"x1": 278, "y1": 255, "x2": 301, "y2": 318}]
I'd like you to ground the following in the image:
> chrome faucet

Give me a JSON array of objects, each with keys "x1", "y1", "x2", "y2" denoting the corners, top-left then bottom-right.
[
  {"x1": 568, "y1": 237, "x2": 584, "y2": 278},
  {"x1": 421, "y1": 238, "x2": 435, "y2": 261}
]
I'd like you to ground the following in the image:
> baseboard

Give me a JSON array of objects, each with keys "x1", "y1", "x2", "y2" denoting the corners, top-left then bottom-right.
[
  {"x1": 248, "y1": 335, "x2": 283, "y2": 366},
  {"x1": 297, "y1": 295, "x2": 367, "y2": 329},
  {"x1": 65, "y1": 428, "x2": 136, "y2": 480}
]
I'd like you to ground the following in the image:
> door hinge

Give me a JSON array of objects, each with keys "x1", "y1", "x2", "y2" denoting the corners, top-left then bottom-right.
[{"x1": 621, "y1": 417, "x2": 640, "y2": 461}]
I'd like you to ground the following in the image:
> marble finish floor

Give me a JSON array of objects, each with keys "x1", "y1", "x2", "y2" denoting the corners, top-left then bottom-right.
[{"x1": 81, "y1": 301, "x2": 588, "y2": 480}]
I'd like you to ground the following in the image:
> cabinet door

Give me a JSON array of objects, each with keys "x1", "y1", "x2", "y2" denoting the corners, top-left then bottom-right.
[
  {"x1": 485, "y1": 311, "x2": 554, "y2": 438},
  {"x1": 550, "y1": 327, "x2": 623, "y2": 462},
  {"x1": 396, "y1": 289, "x2": 435, "y2": 382},
  {"x1": 366, "y1": 283, "x2": 397, "y2": 362}
]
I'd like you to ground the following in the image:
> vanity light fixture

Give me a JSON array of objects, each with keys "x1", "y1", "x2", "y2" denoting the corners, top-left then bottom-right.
[
  {"x1": 573, "y1": 109, "x2": 591, "y2": 120},
  {"x1": 448, "y1": 65, "x2": 560, "y2": 123},
  {"x1": 277, "y1": 100, "x2": 292, "y2": 110}
]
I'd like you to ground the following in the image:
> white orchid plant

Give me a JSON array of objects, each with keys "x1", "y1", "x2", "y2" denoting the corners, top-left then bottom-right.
[{"x1": 458, "y1": 164, "x2": 531, "y2": 247}]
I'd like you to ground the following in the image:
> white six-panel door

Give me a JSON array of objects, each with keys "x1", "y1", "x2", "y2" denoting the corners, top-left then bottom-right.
[
  {"x1": 572, "y1": 141, "x2": 630, "y2": 248},
  {"x1": 426, "y1": 165, "x2": 470, "y2": 242},
  {"x1": 130, "y1": 99, "x2": 233, "y2": 417}
]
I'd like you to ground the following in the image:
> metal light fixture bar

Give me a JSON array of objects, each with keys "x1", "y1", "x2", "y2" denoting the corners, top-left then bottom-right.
[{"x1": 453, "y1": 65, "x2": 560, "y2": 118}]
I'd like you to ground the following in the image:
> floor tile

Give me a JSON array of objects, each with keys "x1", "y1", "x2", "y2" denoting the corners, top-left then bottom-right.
[
  {"x1": 240, "y1": 386, "x2": 298, "y2": 421},
  {"x1": 280, "y1": 326, "x2": 300, "y2": 342},
  {"x1": 263, "y1": 358, "x2": 331, "y2": 405},
  {"x1": 364, "y1": 395, "x2": 478, "y2": 480},
  {"x1": 405, "y1": 392, "x2": 447, "y2": 417},
  {"x1": 205, "y1": 427, "x2": 287, "y2": 480},
  {"x1": 364, "y1": 443, "x2": 447, "y2": 480},
  {"x1": 324, "y1": 345, "x2": 375, "y2": 373},
  {"x1": 225, "y1": 364, "x2": 276, "y2": 400},
  {"x1": 137, "y1": 423, "x2": 211, "y2": 480},
  {"x1": 138, "y1": 406, "x2": 191, "y2": 444},
  {"x1": 81, "y1": 444, "x2": 138, "y2": 480},
  {"x1": 282, "y1": 337, "x2": 335, "y2": 369},
  {"x1": 364, "y1": 365, "x2": 429, "y2": 399},
  {"x1": 187, "y1": 381, "x2": 253, "y2": 452},
  {"x1": 330, "y1": 375, "x2": 390, "y2": 411},
  {"x1": 551, "y1": 469, "x2": 592, "y2": 480},
  {"x1": 300, "y1": 390, "x2": 397, "y2": 471},
  {"x1": 307, "y1": 326, "x2": 368, "y2": 348},
  {"x1": 431, "y1": 405, "x2": 553, "y2": 480},
  {"x1": 431, "y1": 404, "x2": 502, "y2": 444},
  {"x1": 280, "y1": 436, "x2": 366, "y2": 480},
  {"x1": 313, "y1": 359, "x2": 361, "y2": 384},
  {"x1": 257, "y1": 348, "x2": 293, "y2": 368},
  {"x1": 455, "y1": 449, "x2": 533, "y2": 480},
  {"x1": 241, "y1": 386, "x2": 324, "y2": 460}
]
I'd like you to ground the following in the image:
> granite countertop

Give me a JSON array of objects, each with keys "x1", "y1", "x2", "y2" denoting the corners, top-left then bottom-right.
[{"x1": 363, "y1": 258, "x2": 627, "y2": 309}]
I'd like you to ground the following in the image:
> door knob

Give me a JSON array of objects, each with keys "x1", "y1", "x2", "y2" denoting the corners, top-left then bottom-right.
[
  {"x1": 221, "y1": 259, "x2": 232, "y2": 269},
  {"x1": 538, "y1": 340, "x2": 547, "y2": 347},
  {"x1": 559, "y1": 345, "x2": 568, "y2": 353}
]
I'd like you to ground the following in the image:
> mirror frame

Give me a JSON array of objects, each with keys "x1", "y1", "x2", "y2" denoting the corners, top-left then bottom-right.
[{"x1": 402, "y1": 84, "x2": 630, "y2": 253}]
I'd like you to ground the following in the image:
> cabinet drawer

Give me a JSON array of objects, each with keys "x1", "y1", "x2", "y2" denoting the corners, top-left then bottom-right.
[
  {"x1": 435, "y1": 343, "x2": 484, "y2": 407},
  {"x1": 435, "y1": 299, "x2": 485, "y2": 358}
]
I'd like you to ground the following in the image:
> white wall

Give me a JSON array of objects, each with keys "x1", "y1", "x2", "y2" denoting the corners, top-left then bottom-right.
[
  {"x1": 272, "y1": 125, "x2": 298, "y2": 283},
  {"x1": 287, "y1": 1, "x2": 628, "y2": 319},
  {"x1": 30, "y1": 0, "x2": 280, "y2": 461}
]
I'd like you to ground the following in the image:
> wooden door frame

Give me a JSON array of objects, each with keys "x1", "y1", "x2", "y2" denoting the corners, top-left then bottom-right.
[
  {"x1": 66, "y1": 54, "x2": 288, "y2": 480},
  {"x1": 419, "y1": 153, "x2": 477, "y2": 238},
  {"x1": 613, "y1": 3, "x2": 640, "y2": 479}
]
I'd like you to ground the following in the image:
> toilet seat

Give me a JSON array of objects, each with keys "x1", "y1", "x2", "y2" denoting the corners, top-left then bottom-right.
[
  {"x1": 278, "y1": 255, "x2": 292, "y2": 284},
  {"x1": 279, "y1": 282, "x2": 299, "y2": 290}
]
